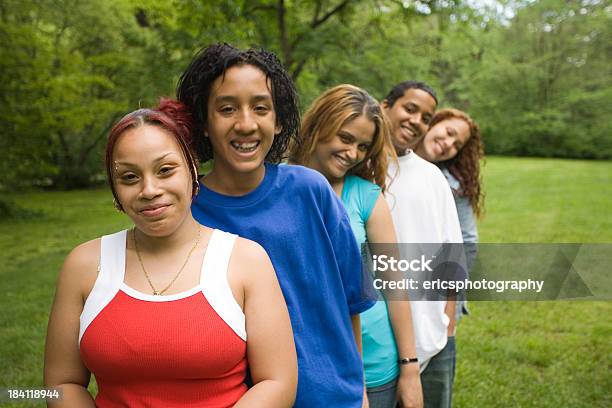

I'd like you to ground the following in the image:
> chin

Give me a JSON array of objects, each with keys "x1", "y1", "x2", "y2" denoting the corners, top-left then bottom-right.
[
  {"x1": 233, "y1": 160, "x2": 265, "y2": 175},
  {"x1": 407, "y1": 138, "x2": 423, "y2": 150},
  {"x1": 333, "y1": 169, "x2": 348, "y2": 180},
  {"x1": 427, "y1": 148, "x2": 442, "y2": 161},
  {"x1": 135, "y1": 219, "x2": 175, "y2": 238},
  {"x1": 392, "y1": 140, "x2": 405, "y2": 151}
]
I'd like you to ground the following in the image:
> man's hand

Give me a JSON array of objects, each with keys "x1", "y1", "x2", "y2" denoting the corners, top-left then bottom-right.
[
  {"x1": 397, "y1": 364, "x2": 423, "y2": 408},
  {"x1": 445, "y1": 299, "x2": 457, "y2": 337}
]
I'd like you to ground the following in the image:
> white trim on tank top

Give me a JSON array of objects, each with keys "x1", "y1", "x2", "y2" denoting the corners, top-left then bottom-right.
[{"x1": 79, "y1": 228, "x2": 246, "y2": 345}]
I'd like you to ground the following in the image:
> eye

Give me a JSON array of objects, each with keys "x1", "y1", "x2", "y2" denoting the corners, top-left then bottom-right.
[
  {"x1": 423, "y1": 115, "x2": 432, "y2": 125},
  {"x1": 159, "y1": 166, "x2": 175, "y2": 176},
  {"x1": 219, "y1": 105, "x2": 236, "y2": 115},
  {"x1": 339, "y1": 134, "x2": 352, "y2": 144},
  {"x1": 254, "y1": 104, "x2": 271, "y2": 114},
  {"x1": 119, "y1": 173, "x2": 138, "y2": 183},
  {"x1": 358, "y1": 144, "x2": 369, "y2": 152},
  {"x1": 404, "y1": 105, "x2": 416, "y2": 113}
]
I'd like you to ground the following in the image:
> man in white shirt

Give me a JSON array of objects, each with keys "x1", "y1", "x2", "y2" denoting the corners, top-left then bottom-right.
[{"x1": 383, "y1": 81, "x2": 462, "y2": 408}]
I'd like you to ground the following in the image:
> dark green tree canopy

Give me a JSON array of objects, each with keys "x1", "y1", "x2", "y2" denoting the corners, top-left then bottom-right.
[{"x1": 1, "y1": 0, "x2": 610, "y2": 190}]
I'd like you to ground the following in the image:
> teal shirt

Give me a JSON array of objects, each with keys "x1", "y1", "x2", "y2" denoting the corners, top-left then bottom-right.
[{"x1": 341, "y1": 175, "x2": 399, "y2": 387}]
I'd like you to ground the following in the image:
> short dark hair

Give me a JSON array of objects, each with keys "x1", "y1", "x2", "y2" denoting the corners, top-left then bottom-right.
[
  {"x1": 176, "y1": 43, "x2": 300, "y2": 163},
  {"x1": 384, "y1": 81, "x2": 438, "y2": 108}
]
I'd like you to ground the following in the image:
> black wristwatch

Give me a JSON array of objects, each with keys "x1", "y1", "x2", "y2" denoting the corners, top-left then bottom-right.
[{"x1": 397, "y1": 357, "x2": 419, "y2": 365}]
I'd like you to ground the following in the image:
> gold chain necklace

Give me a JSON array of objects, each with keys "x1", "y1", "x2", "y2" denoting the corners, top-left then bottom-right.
[{"x1": 132, "y1": 226, "x2": 202, "y2": 296}]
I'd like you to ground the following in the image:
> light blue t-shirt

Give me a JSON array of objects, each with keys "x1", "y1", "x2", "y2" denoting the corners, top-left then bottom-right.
[
  {"x1": 192, "y1": 164, "x2": 375, "y2": 408},
  {"x1": 341, "y1": 175, "x2": 400, "y2": 387}
]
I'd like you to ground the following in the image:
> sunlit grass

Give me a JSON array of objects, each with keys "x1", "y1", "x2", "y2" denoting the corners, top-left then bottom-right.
[{"x1": 0, "y1": 157, "x2": 610, "y2": 407}]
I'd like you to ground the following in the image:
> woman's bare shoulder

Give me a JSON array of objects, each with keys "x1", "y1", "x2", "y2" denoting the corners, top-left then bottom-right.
[
  {"x1": 60, "y1": 238, "x2": 102, "y2": 297},
  {"x1": 64, "y1": 238, "x2": 100, "y2": 269},
  {"x1": 229, "y1": 237, "x2": 275, "y2": 283},
  {"x1": 232, "y1": 237, "x2": 270, "y2": 266}
]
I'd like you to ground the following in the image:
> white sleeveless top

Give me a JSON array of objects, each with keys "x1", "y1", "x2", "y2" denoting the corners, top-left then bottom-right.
[{"x1": 79, "y1": 228, "x2": 246, "y2": 344}]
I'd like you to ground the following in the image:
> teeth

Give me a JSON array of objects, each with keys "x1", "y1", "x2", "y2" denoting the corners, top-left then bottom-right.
[
  {"x1": 231, "y1": 141, "x2": 259, "y2": 152},
  {"x1": 335, "y1": 155, "x2": 350, "y2": 167}
]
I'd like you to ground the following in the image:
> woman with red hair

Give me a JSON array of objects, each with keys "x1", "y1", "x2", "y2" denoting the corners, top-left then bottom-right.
[
  {"x1": 415, "y1": 108, "x2": 484, "y2": 320},
  {"x1": 44, "y1": 99, "x2": 297, "y2": 407}
]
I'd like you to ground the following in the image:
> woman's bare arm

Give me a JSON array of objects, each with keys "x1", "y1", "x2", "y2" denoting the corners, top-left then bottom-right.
[
  {"x1": 230, "y1": 239, "x2": 297, "y2": 408},
  {"x1": 367, "y1": 196, "x2": 423, "y2": 408},
  {"x1": 44, "y1": 240, "x2": 99, "y2": 407}
]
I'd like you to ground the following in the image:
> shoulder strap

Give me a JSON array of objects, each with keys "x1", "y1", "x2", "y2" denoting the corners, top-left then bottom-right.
[
  {"x1": 201, "y1": 229, "x2": 246, "y2": 341},
  {"x1": 79, "y1": 230, "x2": 126, "y2": 344}
]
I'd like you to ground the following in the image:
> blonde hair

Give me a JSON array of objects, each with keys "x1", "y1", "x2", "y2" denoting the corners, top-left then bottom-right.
[{"x1": 290, "y1": 84, "x2": 396, "y2": 191}]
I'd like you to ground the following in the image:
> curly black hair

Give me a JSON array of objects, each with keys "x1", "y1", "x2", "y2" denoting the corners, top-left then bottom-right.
[
  {"x1": 176, "y1": 43, "x2": 300, "y2": 163},
  {"x1": 384, "y1": 80, "x2": 438, "y2": 108}
]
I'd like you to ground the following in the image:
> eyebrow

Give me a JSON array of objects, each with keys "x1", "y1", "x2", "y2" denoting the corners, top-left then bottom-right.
[
  {"x1": 339, "y1": 130, "x2": 371, "y2": 145},
  {"x1": 214, "y1": 94, "x2": 272, "y2": 103},
  {"x1": 115, "y1": 152, "x2": 179, "y2": 167},
  {"x1": 338, "y1": 130, "x2": 355, "y2": 138}
]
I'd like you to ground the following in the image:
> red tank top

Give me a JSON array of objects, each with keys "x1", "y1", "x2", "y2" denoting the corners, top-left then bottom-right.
[{"x1": 79, "y1": 229, "x2": 247, "y2": 407}]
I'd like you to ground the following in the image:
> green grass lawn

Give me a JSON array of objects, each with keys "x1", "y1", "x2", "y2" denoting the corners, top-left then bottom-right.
[{"x1": 1, "y1": 156, "x2": 610, "y2": 407}]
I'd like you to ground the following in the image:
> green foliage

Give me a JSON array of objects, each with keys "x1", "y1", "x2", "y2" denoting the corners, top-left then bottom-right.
[
  {"x1": 1, "y1": 0, "x2": 610, "y2": 190},
  {"x1": 466, "y1": 0, "x2": 612, "y2": 159},
  {"x1": 0, "y1": 0, "x2": 175, "y2": 189}
]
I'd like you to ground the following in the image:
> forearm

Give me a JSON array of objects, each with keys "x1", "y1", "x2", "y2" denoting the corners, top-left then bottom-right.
[
  {"x1": 386, "y1": 301, "x2": 418, "y2": 362},
  {"x1": 388, "y1": 302, "x2": 422, "y2": 407},
  {"x1": 387, "y1": 301, "x2": 421, "y2": 390},
  {"x1": 234, "y1": 379, "x2": 295, "y2": 408},
  {"x1": 46, "y1": 384, "x2": 95, "y2": 408}
]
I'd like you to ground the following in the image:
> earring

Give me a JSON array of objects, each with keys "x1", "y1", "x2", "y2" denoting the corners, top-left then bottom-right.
[{"x1": 193, "y1": 180, "x2": 200, "y2": 198}]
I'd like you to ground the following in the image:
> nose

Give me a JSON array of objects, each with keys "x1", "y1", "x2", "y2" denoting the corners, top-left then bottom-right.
[
  {"x1": 407, "y1": 113, "x2": 425, "y2": 135},
  {"x1": 408, "y1": 112, "x2": 422, "y2": 126},
  {"x1": 139, "y1": 176, "x2": 162, "y2": 200},
  {"x1": 234, "y1": 109, "x2": 258, "y2": 134},
  {"x1": 346, "y1": 145, "x2": 358, "y2": 162},
  {"x1": 442, "y1": 137, "x2": 454, "y2": 150},
  {"x1": 437, "y1": 137, "x2": 453, "y2": 155}
]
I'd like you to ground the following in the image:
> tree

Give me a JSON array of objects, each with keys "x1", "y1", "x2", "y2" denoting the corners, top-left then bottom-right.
[
  {"x1": 465, "y1": 0, "x2": 612, "y2": 158},
  {"x1": 1, "y1": 0, "x2": 610, "y2": 192},
  {"x1": 0, "y1": 0, "x2": 174, "y2": 188}
]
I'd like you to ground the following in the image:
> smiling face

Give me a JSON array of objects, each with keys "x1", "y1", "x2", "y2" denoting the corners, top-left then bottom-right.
[
  {"x1": 206, "y1": 64, "x2": 280, "y2": 186},
  {"x1": 308, "y1": 114, "x2": 375, "y2": 184},
  {"x1": 383, "y1": 88, "x2": 437, "y2": 155},
  {"x1": 112, "y1": 124, "x2": 194, "y2": 237},
  {"x1": 419, "y1": 117, "x2": 471, "y2": 162}
]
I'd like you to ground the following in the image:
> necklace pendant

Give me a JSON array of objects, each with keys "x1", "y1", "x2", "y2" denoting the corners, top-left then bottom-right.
[{"x1": 153, "y1": 291, "x2": 160, "y2": 296}]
